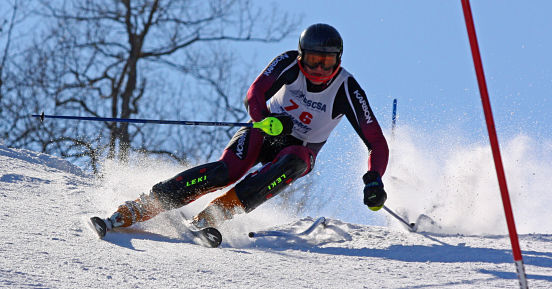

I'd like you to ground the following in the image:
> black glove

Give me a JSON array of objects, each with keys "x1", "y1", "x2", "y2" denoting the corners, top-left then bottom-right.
[
  {"x1": 267, "y1": 112, "x2": 294, "y2": 136},
  {"x1": 363, "y1": 171, "x2": 387, "y2": 211}
]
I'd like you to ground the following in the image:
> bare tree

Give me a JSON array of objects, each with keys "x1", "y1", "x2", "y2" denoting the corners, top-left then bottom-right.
[
  {"x1": 0, "y1": 3, "x2": 16, "y2": 100},
  {"x1": 3, "y1": 0, "x2": 299, "y2": 172},
  {"x1": 1, "y1": 1, "x2": 40, "y2": 143}
]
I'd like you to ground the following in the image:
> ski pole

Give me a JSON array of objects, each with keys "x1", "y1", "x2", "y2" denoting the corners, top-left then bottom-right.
[
  {"x1": 383, "y1": 205, "x2": 417, "y2": 232},
  {"x1": 31, "y1": 112, "x2": 285, "y2": 136},
  {"x1": 391, "y1": 98, "x2": 398, "y2": 135}
]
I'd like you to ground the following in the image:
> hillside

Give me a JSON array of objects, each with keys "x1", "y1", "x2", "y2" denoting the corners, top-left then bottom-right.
[{"x1": 1, "y1": 144, "x2": 551, "y2": 288}]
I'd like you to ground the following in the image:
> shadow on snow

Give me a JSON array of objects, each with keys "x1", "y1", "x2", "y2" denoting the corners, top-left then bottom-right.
[
  {"x1": 100, "y1": 228, "x2": 194, "y2": 251},
  {"x1": 252, "y1": 231, "x2": 552, "y2": 270}
]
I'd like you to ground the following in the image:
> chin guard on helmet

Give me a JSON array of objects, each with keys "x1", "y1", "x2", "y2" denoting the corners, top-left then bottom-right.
[{"x1": 297, "y1": 59, "x2": 341, "y2": 84}]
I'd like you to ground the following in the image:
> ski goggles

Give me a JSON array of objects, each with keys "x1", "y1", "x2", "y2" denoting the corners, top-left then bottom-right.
[{"x1": 301, "y1": 52, "x2": 338, "y2": 71}]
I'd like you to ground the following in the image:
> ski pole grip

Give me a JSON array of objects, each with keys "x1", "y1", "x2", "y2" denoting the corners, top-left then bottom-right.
[{"x1": 253, "y1": 117, "x2": 284, "y2": 136}]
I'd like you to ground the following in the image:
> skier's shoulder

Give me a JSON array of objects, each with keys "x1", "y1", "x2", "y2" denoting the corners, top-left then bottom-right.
[
  {"x1": 337, "y1": 68, "x2": 364, "y2": 95},
  {"x1": 331, "y1": 67, "x2": 371, "y2": 118},
  {"x1": 262, "y1": 50, "x2": 298, "y2": 78},
  {"x1": 335, "y1": 67, "x2": 355, "y2": 85},
  {"x1": 277, "y1": 50, "x2": 299, "y2": 61},
  {"x1": 267, "y1": 50, "x2": 298, "y2": 68}
]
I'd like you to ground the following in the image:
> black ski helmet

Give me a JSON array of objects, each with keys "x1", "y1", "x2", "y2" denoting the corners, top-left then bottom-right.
[{"x1": 298, "y1": 23, "x2": 343, "y2": 63}]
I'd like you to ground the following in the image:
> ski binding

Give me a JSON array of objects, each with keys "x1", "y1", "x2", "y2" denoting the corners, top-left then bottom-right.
[{"x1": 179, "y1": 211, "x2": 222, "y2": 248}]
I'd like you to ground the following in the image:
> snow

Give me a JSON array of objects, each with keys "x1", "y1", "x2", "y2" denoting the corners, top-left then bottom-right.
[{"x1": 1, "y1": 143, "x2": 552, "y2": 288}]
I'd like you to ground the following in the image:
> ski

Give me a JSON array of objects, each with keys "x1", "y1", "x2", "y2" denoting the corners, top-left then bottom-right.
[
  {"x1": 179, "y1": 212, "x2": 222, "y2": 248},
  {"x1": 89, "y1": 217, "x2": 108, "y2": 239},
  {"x1": 184, "y1": 226, "x2": 223, "y2": 248},
  {"x1": 248, "y1": 217, "x2": 327, "y2": 238},
  {"x1": 89, "y1": 214, "x2": 221, "y2": 248}
]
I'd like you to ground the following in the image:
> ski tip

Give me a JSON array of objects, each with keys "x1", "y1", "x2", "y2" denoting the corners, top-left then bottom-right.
[
  {"x1": 198, "y1": 227, "x2": 223, "y2": 248},
  {"x1": 317, "y1": 216, "x2": 327, "y2": 228},
  {"x1": 248, "y1": 232, "x2": 255, "y2": 238},
  {"x1": 89, "y1": 217, "x2": 107, "y2": 239}
]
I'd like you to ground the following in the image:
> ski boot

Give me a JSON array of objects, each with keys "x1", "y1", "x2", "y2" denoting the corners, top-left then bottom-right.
[
  {"x1": 89, "y1": 216, "x2": 110, "y2": 239},
  {"x1": 90, "y1": 193, "x2": 165, "y2": 239}
]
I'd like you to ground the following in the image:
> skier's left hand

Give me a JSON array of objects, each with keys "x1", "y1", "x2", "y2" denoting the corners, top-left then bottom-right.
[{"x1": 363, "y1": 171, "x2": 387, "y2": 211}]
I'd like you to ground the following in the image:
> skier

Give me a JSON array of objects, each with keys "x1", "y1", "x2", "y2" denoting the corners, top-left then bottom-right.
[{"x1": 91, "y1": 23, "x2": 389, "y2": 238}]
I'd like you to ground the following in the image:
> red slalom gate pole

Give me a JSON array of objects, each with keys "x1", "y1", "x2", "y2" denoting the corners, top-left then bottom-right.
[{"x1": 461, "y1": 1, "x2": 528, "y2": 288}]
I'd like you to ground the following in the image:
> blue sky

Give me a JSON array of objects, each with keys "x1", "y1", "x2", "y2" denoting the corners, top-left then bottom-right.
[{"x1": 238, "y1": 0, "x2": 551, "y2": 142}]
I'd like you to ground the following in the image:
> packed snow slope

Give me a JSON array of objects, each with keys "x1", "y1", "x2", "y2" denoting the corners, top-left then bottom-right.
[{"x1": 1, "y1": 142, "x2": 552, "y2": 288}]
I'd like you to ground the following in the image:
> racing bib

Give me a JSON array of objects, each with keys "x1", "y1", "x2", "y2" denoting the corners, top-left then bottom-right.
[{"x1": 268, "y1": 68, "x2": 351, "y2": 143}]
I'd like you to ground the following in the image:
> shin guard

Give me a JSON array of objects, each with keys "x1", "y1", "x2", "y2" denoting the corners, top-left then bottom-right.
[
  {"x1": 151, "y1": 161, "x2": 229, "y2": 210},
  {"x1": 235, "y1": 153, "x2": 307, "y2": 213},
  {"x1": 192, "y1": 154, "x2": 308, "y2": 228}
]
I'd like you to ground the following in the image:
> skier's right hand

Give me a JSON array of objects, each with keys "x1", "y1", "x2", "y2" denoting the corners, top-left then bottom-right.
[
  {"x1": 363, "y1": 171, "x2": 387, "y2": 211},
  {"x1": 266, "y1": 113, "x2": 294, "y2": 136}
]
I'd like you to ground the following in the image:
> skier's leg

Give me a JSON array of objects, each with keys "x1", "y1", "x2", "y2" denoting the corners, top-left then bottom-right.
[
  {"x1": 108, "y1": 161, "x2": 231, "y2": 228},
  {"x1": 193, "y1": 145, "x2": 315, "y2": 228},
  {"x1": 106, "y1": 127, "x2": 263, "y2": 229}
]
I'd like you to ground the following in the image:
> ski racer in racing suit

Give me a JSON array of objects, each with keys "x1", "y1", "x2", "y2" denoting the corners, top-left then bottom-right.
[{"x1": 96, "y1": 23, "x2": 389, "y2": 233}]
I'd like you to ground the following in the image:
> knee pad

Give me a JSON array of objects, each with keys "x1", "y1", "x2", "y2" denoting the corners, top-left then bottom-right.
[
  {"x1": 234, "y1": 153, "x2": 307, "y2": 212},
  {"x1": 151, "y1": 161, "x2": 229, "y2": 209}
]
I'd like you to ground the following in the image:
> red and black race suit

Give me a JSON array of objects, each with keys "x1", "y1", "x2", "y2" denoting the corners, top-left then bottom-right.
[{"x1": 152, "y1": 50, "x2": 389, "y2": 212}]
